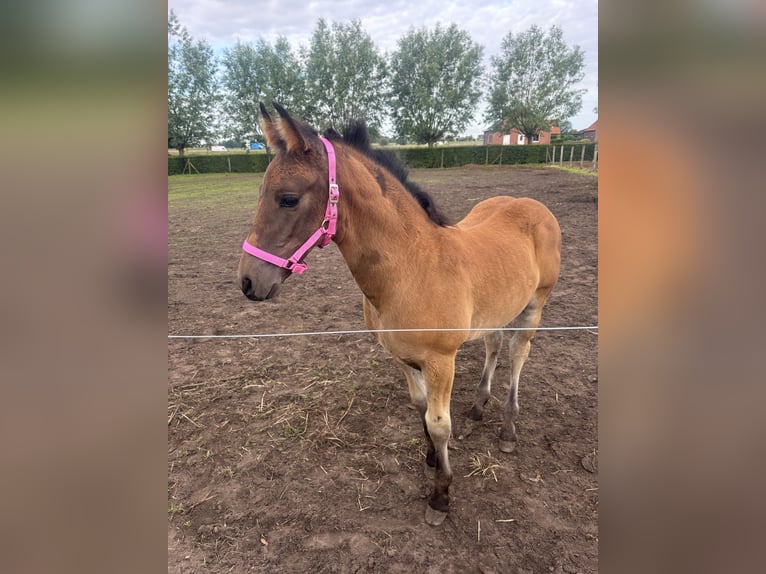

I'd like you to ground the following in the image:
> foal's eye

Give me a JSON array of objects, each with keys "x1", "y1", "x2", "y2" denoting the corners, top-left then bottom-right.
[{"x1": 278, "y1": 195, "x2": 300, "y2": 208}]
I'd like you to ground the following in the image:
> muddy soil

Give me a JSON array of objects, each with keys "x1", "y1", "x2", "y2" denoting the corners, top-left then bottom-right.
[{"x1": 168, "y1": 165, "x2": 598, "y2": 573}]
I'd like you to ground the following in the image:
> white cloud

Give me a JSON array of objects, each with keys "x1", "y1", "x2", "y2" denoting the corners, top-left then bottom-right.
[{"x1": 169, "y1": 0, "x2": 598, "y2": 133}]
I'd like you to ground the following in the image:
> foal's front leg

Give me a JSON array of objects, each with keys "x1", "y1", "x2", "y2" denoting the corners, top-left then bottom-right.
[
  {"x1": 400, "y1": 364, "x2": 435, "y2": 470},
  {"x1": 421, "y1": 354, "x2": 456, "y2": 526},
  {"x1": 401, "y1": 355, "x2": 456, "y2": 526}
]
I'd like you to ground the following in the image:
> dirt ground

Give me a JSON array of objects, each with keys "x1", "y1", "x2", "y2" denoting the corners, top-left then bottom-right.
[{"x1": 168, "y1": 165, "x2": 598, "y2": 573}]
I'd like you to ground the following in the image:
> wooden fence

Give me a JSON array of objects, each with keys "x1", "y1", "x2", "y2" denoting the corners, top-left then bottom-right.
[{"x1": 547, "y1": 143, "x2": 598, "y2": 170}]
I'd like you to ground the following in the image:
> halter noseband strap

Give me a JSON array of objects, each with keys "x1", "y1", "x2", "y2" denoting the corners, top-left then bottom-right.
[{"x1": 241, "y1": 137, "x2": 339, "y2": 275}]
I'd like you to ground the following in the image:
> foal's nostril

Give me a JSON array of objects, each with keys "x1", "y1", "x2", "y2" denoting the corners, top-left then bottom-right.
[{"x1": 241, "y1": 276, "x2": 253, "y2": 296}]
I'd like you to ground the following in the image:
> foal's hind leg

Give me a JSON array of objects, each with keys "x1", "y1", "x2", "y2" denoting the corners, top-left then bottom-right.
[
  {"x1": 500, "y1": 294, "x2": 547, "y2": 453},
  {"x1": 468, "y1": 330, "x2": 503, "y2": 421}
]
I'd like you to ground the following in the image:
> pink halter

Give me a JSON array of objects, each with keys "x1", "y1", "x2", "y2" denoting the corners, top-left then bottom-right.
[{"x1": 241, "y1": 137, "x2": 339, "y2": 274}]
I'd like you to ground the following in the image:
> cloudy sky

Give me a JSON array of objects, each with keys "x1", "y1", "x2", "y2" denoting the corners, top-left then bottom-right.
[{"x1": 168, "y1": 0, "x2": 598, "y2": 136}]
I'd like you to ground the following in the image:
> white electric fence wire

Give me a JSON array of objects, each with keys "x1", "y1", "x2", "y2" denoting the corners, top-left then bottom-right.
[{"x1": 168, "y1": 325, "x2": 598, "y2": 340}]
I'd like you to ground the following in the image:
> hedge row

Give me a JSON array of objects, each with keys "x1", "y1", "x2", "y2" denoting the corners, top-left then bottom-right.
[
  {"x1": 168, "y1": 153, "x2": 271, "y2": 176},
  {"x1": 399, "y1": 145, "x2": 547, "y2": 168},
  {"x1": 168, "y1": 143, "x2": 596, "y2": 175}
]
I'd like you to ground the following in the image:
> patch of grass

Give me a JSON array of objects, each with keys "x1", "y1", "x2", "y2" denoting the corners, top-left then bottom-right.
[
  {"x1": 168, "y1": 173, "x2": 263, "y2": 205},
  {"x1": 545, "y1": 165, "x2": 598, "y2": 177},
  {"x1": 281, "y1": 411, "x2": 310, "y2": 438},
  {"x1": 282, "y1": 421, "x2": 305, "y2": 438}
]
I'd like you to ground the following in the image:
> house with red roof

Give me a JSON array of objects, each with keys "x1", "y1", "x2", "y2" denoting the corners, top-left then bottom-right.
[
  {"x1": 482, "y1": 122, "x2": 561, "y2": 145},
  {"x1": 578, "y1": 119, "x2": 598, "y2": 142}
]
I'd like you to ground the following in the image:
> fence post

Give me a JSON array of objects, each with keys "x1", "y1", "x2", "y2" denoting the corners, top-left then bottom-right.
[
  {"x1": 559, "y1": 146, "x2": 564, "y2": 165},
  {"x1": 485, "y1": 146, "x2": 489, "y2": 165},
  {"x1": 227, "y1": 157, "x2": 232, "y2": 173},
  {"x1": 440, "y1": 149, "x2": 444, "y2": 168},
  {"x1": 580, "y1": 145, "x2": 586, "y2": 168},
  {"x1": 184, "y1": 159, "x2": 199, "y2": 174},
  {"x1": 592, "y1": 145, "x2": 598, "y2": 169},
  {"x1": 569, "y1": 146, "x2": 574, "y2": 165}
]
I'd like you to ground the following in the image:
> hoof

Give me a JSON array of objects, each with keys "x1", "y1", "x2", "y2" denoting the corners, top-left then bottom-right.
[
  {"x1": 457, "y1": 418, "x2": 477, "y2": 441},
  {"x1": 467, "y1": 405, "x2": 484, "y2": 421},
  {"x1": 499, "y1": 438, "x2": 516, "y2": 453},
  {"x1": 425, "y1": 505, "x2": 448, "y2": 526}
]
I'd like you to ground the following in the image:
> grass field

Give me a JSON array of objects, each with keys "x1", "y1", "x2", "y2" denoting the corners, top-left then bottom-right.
[
  {"x1": 167, "y1": 165, "x2": 595, "y2": 209},
  {"x1": 168, "y1": 173, "x2": 262, "y2": 206}
]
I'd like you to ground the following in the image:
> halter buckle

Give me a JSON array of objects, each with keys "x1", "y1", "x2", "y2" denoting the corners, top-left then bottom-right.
[{"x1": 285, "y1": 259, "x2": 308, "y2": 274}]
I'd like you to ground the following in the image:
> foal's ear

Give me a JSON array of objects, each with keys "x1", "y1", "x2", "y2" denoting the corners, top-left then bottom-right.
[
  {"x1": 259, "y1": 102, "x2": 284, "y2": 149},
  {"x1": 273, "y1": 102, "x2": 311, "y2": 154}
]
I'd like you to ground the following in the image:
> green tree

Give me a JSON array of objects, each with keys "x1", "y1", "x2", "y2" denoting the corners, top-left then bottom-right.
[
  {"x1": 486, "y1": 25, "x2": 585, "y2": 144},
  {"x1": 550, "y1": 119, "x2": 583, "y2": 143},
  {"x1": 220, "y1": 37, "x2": 304, "y2": 144},
  {"x1": 219, "y1": 42, "x2": 261, "y2": 145},
  {"x1": 167, "y1": 13, "x2": 218, "y2": 156},
  {"x1": 302, "y1": 19, "x2": 388, "y2": 131},
  {"x1": 167, "y1": 10, "x2": 186, "y2": 40},
  {"x1": 265, "y1": 37, "x2": 305, "y2": 113},
  {"x1": 389, "y1": 24, "x2": 484, "y2": 147}
]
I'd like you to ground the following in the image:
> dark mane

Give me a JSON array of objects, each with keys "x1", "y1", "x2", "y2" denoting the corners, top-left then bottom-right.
[{"x1": 323, "y1": 122, "x2": 451, "y2": 227}]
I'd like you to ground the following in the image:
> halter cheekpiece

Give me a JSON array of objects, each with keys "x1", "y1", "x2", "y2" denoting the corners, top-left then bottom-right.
[{"x1": 241, "y1": 137, "x2": 338, "y2": 274}]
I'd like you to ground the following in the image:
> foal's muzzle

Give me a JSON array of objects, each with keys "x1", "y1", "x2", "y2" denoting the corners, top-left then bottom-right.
[{"x1": 240, "y1": 276, "x2": 281, "y2": 301}]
